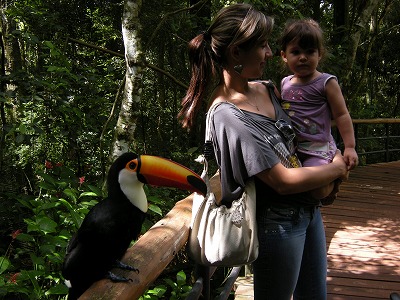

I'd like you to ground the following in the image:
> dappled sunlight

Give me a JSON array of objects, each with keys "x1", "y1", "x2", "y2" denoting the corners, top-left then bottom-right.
[{"x1": 328, "y1": 217, "x2": 400, "y2": 276}]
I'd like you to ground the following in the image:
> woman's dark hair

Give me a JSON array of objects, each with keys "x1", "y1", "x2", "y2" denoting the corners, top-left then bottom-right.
[{"x1": 178, "y1": 3, "x2": 274, "y2": 129}]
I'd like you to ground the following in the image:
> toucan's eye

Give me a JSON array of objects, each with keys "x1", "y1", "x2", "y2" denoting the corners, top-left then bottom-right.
[{"x1": 128, "y1": 161, "x2": 137, "y2": 170}]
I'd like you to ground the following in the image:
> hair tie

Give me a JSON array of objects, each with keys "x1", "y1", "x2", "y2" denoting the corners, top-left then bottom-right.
[{"x1": 203, "y1": 30, "x2": 211, "y2": 41}]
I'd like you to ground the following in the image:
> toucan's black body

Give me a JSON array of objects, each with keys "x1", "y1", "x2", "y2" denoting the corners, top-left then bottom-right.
[{"x1": 62, "y1": 152, "x2": 206, "y2": 299}]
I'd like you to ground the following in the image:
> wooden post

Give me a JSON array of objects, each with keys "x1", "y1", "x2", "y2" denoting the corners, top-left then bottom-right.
[{"x1": 79, "y1": 195, "x2": 194, "y2": 300}]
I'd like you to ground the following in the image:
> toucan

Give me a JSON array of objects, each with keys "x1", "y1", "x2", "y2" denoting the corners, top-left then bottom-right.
[{"x1": 62, "y1": 152, "x2": 206, "y2": 300}]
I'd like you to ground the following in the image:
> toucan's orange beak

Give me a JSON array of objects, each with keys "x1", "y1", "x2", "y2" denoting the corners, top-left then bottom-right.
[{"x1": 133, "y1": 155, "x2": 206, "y2": 196}]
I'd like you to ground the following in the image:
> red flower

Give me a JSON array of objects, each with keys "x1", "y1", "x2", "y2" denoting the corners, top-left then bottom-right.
[
  {"x1": 11, "y1": 229, "x2": 22, "y2": 240},
  {"x1": 79, "y1": 177, "x2": 85, "y2": 185},
  {"x1": 45, "y1": 160, "x2": 53, "y2": 169},
  {"x1": 8, "y1": 272, "x2": 20, "y2": 284},
  {"x1": 55, "y1": 162, "x2": 63, "y2": 167}
]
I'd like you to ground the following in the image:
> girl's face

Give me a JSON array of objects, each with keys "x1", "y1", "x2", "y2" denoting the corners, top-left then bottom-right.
[
  {"x1": 240, "y1": 40, "x2": 273, "y2": 79},
  {"x1": 281, "y1": 40, "x2": 321, "y2": 79}
]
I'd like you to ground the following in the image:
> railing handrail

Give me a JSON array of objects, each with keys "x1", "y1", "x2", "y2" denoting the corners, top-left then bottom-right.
[
  {"x1": 352, "y1": 118, "x2": 400, "y2": 124},
  {"x1": 333, "y1": 118, "x2": 400, "y2": 163}
]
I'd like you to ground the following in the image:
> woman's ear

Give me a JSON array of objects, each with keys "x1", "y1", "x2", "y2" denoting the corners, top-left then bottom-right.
[{"x1": 230, "y1": 45, "x2": 242, "y2": 63}]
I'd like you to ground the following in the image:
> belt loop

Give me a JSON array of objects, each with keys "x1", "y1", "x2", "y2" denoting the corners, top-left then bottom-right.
[
  {"x1": 310, "y1": 206, "x2": 317, "y2": 220},
  {"x1": 293, "y1": 207, "x2": 303, "y2": 225}
]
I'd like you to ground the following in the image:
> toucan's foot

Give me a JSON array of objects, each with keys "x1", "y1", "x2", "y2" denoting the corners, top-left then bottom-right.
[
  {"x1": 390, "y1": 292, "x2": 400, "y2": 300},
  {"x1": 106, "y1": 271, "x2": 133, "y2": 283},
  {"x1": 114, "y1": 260, "x2": 139, "y2": 274}
]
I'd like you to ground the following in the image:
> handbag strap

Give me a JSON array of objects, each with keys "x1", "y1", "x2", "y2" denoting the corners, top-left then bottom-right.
[
  {"x1": 203, "y1": 103, "x2": 221, "y2": 161},
  {"x1": 196, "y1": 103, "x2": 221, "y2": 180}
]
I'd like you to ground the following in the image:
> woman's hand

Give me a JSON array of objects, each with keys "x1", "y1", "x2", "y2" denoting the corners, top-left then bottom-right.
[{"x1": 332, "y1": 150, "x2": 349, "y2": 181}]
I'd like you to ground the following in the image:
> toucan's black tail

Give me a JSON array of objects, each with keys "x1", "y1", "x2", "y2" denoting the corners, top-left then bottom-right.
[
  {"x1": 67, "y1": 284, "x2": 88, "y2": 300},
  {"x1": 67, "y1": 288, "x2": 78, "y2": 300}
]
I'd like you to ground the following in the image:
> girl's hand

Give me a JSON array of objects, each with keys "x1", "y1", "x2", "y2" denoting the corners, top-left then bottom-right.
[{"x1": 344, "y1": 147, "x2": 358, "y2": 170}]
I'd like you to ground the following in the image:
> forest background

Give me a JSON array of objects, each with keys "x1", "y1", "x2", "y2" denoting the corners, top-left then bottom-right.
[{"x1": 0, "y1": 0, "x2": 399, "y2": 299}]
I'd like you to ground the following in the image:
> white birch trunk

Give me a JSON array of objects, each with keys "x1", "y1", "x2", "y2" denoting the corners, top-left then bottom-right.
[{"x1": 109, "y1": 0, "x2": 143, "y2": 162}]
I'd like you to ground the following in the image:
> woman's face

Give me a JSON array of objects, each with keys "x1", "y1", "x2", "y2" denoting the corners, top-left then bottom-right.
[{"x1": 240, "y1": 40, "x2": 272, "y2": 79}]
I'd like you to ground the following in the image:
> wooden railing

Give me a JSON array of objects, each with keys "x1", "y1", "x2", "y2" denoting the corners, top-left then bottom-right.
[
  {"x1": 334, "y1": 118, "x2": 400, "y2": 163},
  {"x1": 81, "y1": 118, "x2": 400, "y2": 299}
]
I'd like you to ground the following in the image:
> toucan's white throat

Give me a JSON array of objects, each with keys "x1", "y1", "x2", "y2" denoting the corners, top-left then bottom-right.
[{"x1": 118, "y1": 169, "x2": 148, "y2": 213}]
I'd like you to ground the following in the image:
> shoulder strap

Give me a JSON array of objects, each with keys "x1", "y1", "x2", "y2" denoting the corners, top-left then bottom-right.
[
  {"x1": 203, "y1": 102, "x2": 222, "y2": 160},
  {"x1": 260, "y1": 80, "x2": 281, "y2": 104}
]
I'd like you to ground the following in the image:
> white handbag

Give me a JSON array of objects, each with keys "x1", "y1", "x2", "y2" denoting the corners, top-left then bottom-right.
[{"x1": 187, "y1": 104, "x2": 259, "y2": 266}]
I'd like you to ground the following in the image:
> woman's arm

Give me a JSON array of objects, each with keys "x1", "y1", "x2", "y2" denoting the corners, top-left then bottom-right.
[{"x1": 256, "y1": 151, "x2": 349, "y2": 195}]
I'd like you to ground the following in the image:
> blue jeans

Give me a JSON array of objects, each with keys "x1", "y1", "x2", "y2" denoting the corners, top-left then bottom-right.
[{"x1": 253, "y1": 205, "x2": 327, "y2": 300}]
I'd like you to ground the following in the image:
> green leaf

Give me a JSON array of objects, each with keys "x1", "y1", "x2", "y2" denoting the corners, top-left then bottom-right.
[
  {"x1": 163, "y1": 278, "x2": 176, "y2": 288},
  {"x1": 38, "y1": 181, "x2": 56, "y2": 191},
  {"x1": 45, "y1": 283, "x2": 69, "y2": 295},
  {"x1": 146, "y1": 285, "x2": 167, "y2": 296},
  {"x1": 88, "y1": 185, "x2": 104, "y2": 196},
  {"x1": 30, "y1": 254, "x2": 45, "y2": 266},
  {"x1": 147, "y1": 195, "x2": 164, "y2": 205},
  {"x1": 0, "y1": 257, "x2": 11, "y2": 274},
  {"x1": 16, "y1": 233, "x2": 35, "y2": 242},
  {"x1": 59, "y1": 199, "x2": 83, "y2": 228},
  {"x1": 38, "y1": 172, "x2": 57, "y2": 186},
  {"x1": 39, "y1": 244, "x2": 56, "y2": 255},
  {"x1": 38, "y1": 202, "x2": 59, "y2": 211},
  {"x1": 79, "y1": 191, "x2": 98, "y2": 198},
  {"x1": 37, "y1": 216, "x2": 58, "y2": 233},
  {"x1": 63, "y1": 188, "x2": 78, "y2": 202},
  {"x1": 148, "y1": 203, "x2": 162, "y2": 216},
  {"x1": 176, "y1": 270, "x2": 186, "y2": 285},
  {"x1": 187, "y1": 147, "x2": 199, "y2": 154},
  {"x1": 26, "y1": 218, "x2": 40, "y2": 233},
  {"x1": 19, "y1": 123, "x2": 27, "y2": 134}
]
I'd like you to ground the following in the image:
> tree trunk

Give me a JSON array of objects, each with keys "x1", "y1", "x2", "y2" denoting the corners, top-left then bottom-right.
[
  {"x1": 332, "y1": 0, "x2": 348, "y2": 44},
  {"x1": 342, "y1": 0, "x2": 380, "y2": 99},
  {"x1": 109, "y1": 0, "x2": 144, "y2": 164},
  {"x1": 0, "y1": 0, "x2": 23, "y2": 183},
  {"x1": 352, "y1": 0, "x2": 393, "y2": 101}
]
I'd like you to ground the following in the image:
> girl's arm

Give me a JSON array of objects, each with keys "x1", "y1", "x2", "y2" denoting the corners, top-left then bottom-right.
[
  {"x1": 256, "y1": 151, "x2": 349, "y2": 195},
  {"x1": 326, "y1": 78, "x2": 358, "y2": 169}
]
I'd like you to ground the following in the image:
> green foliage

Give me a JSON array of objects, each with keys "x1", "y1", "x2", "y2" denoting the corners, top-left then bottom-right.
[
  {"x1": 0, "y1": 163, "x2": 101, "y2": 299},
  {"x1": 0, "y1": 161, "x2": 187, "y2": 299},
  {"x1": 140, "y1": 270, "x2": 191, "y2": 300}
]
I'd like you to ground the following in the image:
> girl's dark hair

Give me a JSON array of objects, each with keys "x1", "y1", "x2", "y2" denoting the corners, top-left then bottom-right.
[
  {"x1": 178, "y1": 3, "x2": 274, "y2": 129},
  {"x1": 280, "y1": 19, "x2": 325, "y2": 54}
]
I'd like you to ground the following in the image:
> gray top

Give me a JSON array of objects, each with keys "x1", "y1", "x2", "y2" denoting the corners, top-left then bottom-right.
[{"x1": 209, "y1": 81, "x2": 316, "y2": 207}]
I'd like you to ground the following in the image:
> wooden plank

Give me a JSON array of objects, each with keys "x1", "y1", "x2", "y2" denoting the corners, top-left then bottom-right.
[{"x1": 322, "y1": 161, "x2": 400, "y2": 300}]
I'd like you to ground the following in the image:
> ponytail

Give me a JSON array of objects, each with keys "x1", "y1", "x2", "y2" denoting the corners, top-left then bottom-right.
[{"x1": 178, "y1": 33, "x2": 216, "y2": 129}]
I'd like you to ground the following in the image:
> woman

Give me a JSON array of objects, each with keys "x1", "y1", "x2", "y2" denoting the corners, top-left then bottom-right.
[{"x1": 179, "y1": 3, "x2": 348, "y2": 299}]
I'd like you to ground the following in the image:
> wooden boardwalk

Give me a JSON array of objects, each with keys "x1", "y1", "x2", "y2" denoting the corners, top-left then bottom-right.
[{"x1": 235, "y1": 161, "x2": 400, "y2": 299}]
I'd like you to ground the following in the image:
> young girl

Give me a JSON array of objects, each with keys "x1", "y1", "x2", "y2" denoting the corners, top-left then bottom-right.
[
  {"x1": 179, "y1": 4, "x2": 348, "y2": 299},
  {"x1": 280, "y1": 19, "x2": 358, "y2": 200}
]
